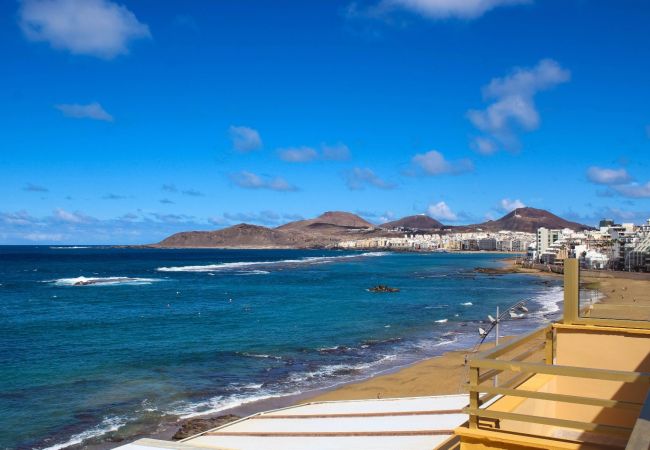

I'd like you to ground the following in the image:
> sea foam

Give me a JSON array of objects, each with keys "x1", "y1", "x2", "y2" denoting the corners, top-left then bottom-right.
[
  {"x1": 41, "y1": 416, "x2": 127, "y2": 450},
  {"x1": 156, "y1": 252, "x2": 389, "y2": 273},
  {"x1": 52, "y1": 276, "x2": 159, "y2": 286},
  {"x1": 531, "y1": 285, "x2": 563, "y2": 315},
  {"x1": 50, "y1": 246, "x2": 91, "y2": 249}
]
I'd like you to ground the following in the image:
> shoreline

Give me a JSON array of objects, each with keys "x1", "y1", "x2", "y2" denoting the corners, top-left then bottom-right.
[
  {"x1": 126, "y1": 258, "x2": 550, "y2": 443},
  {"x1": 141, "y1": 342, "x2": 498, "y2": 445},
  {"x1": 145, "y1": 258, "x2": 552, "y2": 442},
  {"x1": 82, "y1": 258, "x2": 648, "y2": 449},
  {"x1": 293, "y1": 259, "x2": 550, "y2": 405},
  {"x1": 290, "y1": 260, "x2": 650, "y2": 405}
]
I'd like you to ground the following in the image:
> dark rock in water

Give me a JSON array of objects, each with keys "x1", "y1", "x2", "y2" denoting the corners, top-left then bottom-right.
[
  {"x1": 73, "y1": 277, "x2": 133, "y2": 286},
  {"x1": 368, "y1": 285, "x2": 400, "y2": 293},
  {"x1": 172, "y1": 414, "x2": 240, "y2": 440},
  {"x1": 474, "y1": 267, "x2": 515, "y2": 275}
]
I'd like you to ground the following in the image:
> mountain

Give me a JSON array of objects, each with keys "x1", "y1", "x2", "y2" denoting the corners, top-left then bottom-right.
[
  {"x1": 277, "y1": 211, "x2": 374, "y2": 232},
  {"x1": 153, "y1": 207, "x2": 591, "y2": 249},
  {"x1": 464, "y1": 207, "x2": 591, "y2": 233},
  {"x1": 156, "y1": 224, "x2": 315, "y2": 248},
  {"x1": 155, "y1": 212, "x2": 379, "y2": 249},
  {"x1": 380, "y1": 214, "x2": 443, "y2": 230}
]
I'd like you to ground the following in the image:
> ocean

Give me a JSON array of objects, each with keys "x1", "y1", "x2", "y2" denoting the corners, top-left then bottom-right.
[{"x1": 0, "y1": 247, "x2": 563, "y2": 450}]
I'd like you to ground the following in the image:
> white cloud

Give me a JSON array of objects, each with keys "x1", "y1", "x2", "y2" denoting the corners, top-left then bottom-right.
[
  {"x1": 278, "y1": 146, "x2": 319, "y2": 162},
  {"x1": 53, "y1": 208, "x2": 92, "y2": 223},
  {"x1": 563, "y1": 206, "x2": 650, "y2": 225},
  {"x1": 322, "y1": 143, "x2": 351, "y2": 160},
  {"x1": 350, "y1": 0, "x2": 529, "y2": 21},
  {"x1": 159, "y1": 184, "x2": 203, "y2": 197},
  {"x1": 229, "y1": 171, "x2": 298, "y2": 192},
  {"x1": 468, "y1": 59, "x2": 570, "y2": 153},
  {"x1": 229, "y1": 125, "x2": 262, "y2": 152},
  {"x1": 278, "y1": 143, "x2": 351, "y2": 162},
  {"x1": 148, "y1": 212, "x2": 196, "y2": 224},
  {"x1": 23, "y1": 183, "x2": 49, "y2": 192},
  {"x1": 24, "y1": 232, "x2": 65, "y2": 242},
  {"x1": 0, "y1": 209, "x2": 221, "y2": 245},
  {"x1": 470, "y1": 137, "x2": 498, "y2": 155},
  {"x1": 102, "y1": 193, "x2": 127, "y2": 200},
  {"x1": 586, "y1": 166, "x2": 632, "y2": 185},
  {"x1": 380, "y1": 0, "x2": 529, "y2": 19},
  {"x1": 411, "y1": 150, "x2": 473, "y2": 175},
  {"x1": 215, "y1": 211, "x2": 304, "y2": 227},
  {"x1": 427, "y1": 201, "x2": 457, "y2": 221},
  {"x1": 19, "y1": 0, "x2": 151, "y2": 59},
  {"x1": 612, "y1": 182, "x2": 650, "y2": 199},
  {"x1": 55, "y1": 102, "x2": 114, "y2": 121},
  {"x1": 181, "y1": 189, "x2": 204, "y2": 197},
  {"x1": 499, "y1": 198, "x2": 525, "y2": 212},
  {"x1": 345, "y1": 167, "x2": 396, "y2": 190},
  {"x1": 0, "y1": 211, "x2": 38, "y2": 226}
]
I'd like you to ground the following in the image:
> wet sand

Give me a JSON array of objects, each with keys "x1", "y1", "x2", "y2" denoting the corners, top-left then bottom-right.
[
  {"x1": 161, "y1": 259, "x2": 649, "y2": 440},
  {"x1": 300, "y1": 260, "x2": 650, "y2": 403},
  {"x1": 302, "y1": 344, "x2": 491, "y2": 403}
]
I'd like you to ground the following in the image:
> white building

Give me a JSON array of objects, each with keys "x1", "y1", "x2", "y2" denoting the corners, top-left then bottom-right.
[{"x1": 536, "y1": 228, "x2": 561, "y2": 256}]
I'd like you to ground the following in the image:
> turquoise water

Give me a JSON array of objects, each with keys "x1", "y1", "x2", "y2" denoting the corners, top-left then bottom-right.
[{"x1": 0, "y1": 247, "x2": 562, "y2": 450}]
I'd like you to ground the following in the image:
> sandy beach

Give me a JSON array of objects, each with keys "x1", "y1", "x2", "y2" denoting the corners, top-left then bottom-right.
[
  {"x1": 299, "y1": 260, "x2": 650, "y2": 404},
  {"x1": 302, "y1": 343, "x2": 495, "y2": 403},
  {"x1": 161, "y1": 258, "x2": 650, "y2": 441}
]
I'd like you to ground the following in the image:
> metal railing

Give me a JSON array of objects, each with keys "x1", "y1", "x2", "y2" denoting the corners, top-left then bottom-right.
[
  {"x1": 463, "y1": 259, "x2": 650, "y2": 444},
  {"x1": 464, "y1": 323, "x2": 649, "y2": 439},
  {"x1": 564, "y1": 258, "x2": 650, "y2": 329}
]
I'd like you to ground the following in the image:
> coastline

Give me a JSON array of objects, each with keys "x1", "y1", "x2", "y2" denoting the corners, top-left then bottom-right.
[
  {"x1": 145, "y1": 257, "x2": 549, "y2": 443},
  {"x1": 294, "y1": 259, "x2": 547, "y2": 405},
  {"x1": 292, "y1": 260, "x2": 650, "y2": 404},
  {"x1": 80, "y1": 257, "x2": 648, "y2": 449},
  {"x1": 127, "y1": 346, "x2": 480, "y2": 444},
  {"x1": 141, "y1": 341, "x2": 501, "y2": 445}
]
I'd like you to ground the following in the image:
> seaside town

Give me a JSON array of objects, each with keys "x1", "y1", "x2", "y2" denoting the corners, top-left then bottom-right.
[
  {"x1": 338, "y1": 218, "x2": 650, "y2": 272},
  {"x1": 4, "y1": 1, "x2": 650, "y2": 450}
]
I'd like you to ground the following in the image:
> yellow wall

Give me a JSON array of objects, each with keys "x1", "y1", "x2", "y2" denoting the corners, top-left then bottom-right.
[{"x1": 459, "y1": 326, "x2": 650, "y2": 448}]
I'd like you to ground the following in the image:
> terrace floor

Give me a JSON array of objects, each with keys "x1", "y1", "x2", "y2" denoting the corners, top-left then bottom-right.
[{"x1": 118, "y1": 395, "x2": 469, "y2": 450}]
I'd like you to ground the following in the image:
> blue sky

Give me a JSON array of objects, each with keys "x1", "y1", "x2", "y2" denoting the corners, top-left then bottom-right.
[{"x1": 1, "y1": 0, "x2": 650, "y2": 244}]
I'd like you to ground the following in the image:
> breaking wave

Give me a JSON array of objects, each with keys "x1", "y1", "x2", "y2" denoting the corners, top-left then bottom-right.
[
  {"x1": 49, "y1": 246, "x2": 92, "y2": 250},
  {"x1": 41, "y1": 416, "x2": 126, "y2": 450},
  {"x1": 235, "y1": 270, "x2": 270, "y2": 276},
  {"x1": 285, "y1": 355, "x2": 398, "y2": 384},
  {"x1": 52, "y1": 276, "x2": 160, "y2": 286},
  {"x1": 169, "y1": 389, "x2": 294, "y2": 420},
  {"x1": 156, "y1": 252, "x2": 389, "y2": 273},
  {"x1": 531, "y1": 285, "x2": 563, "y2": 315}
]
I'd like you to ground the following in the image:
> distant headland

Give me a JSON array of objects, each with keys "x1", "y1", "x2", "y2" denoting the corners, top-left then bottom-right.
[{"x1": 148, "y1": 207, "x2": 591, "y2": 250}]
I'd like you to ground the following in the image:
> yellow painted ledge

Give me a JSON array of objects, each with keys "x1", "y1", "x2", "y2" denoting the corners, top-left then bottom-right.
[
  {"x1": 453, "y1": 427, "x2": 610, "y2": 450},
  {"x1": 553, "y1": 323, "x2": 650, "y2": 335}
]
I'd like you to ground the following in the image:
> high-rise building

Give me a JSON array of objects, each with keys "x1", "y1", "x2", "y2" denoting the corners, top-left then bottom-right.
[{"x1": 536, "y1": 228, "x2": 561, "y2": 260}]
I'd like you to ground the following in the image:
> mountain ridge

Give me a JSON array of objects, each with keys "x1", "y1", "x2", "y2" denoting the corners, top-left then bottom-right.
[
  {"x1": 458, "y1": 207, "x2": 591, "y2": 233},
  {"x1": 154, "y1": 208, "x2": 591, "y2": 248},
  {"x1": 156, "y1": 211, "x2": 380, "y2": 249},
  {"x1": 380, "y1": 214, "x2": 443, "y2": 230}
]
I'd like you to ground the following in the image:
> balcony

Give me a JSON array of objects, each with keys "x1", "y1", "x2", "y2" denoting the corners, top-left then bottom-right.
[{"x1": 457, "y1": 259, "x2": 650, "y2": 449}]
